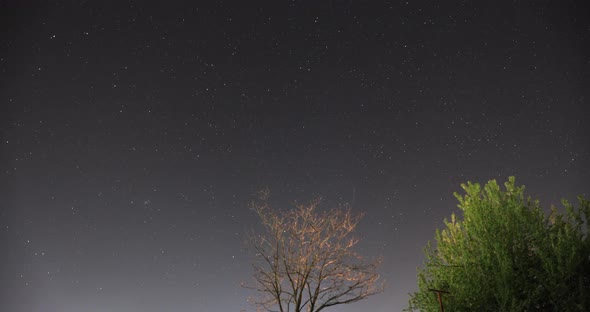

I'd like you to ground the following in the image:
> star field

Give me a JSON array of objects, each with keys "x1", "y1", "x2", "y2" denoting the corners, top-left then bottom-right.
[{"x1": 1, "y1": 1, "x2": 589, "y2": 311}]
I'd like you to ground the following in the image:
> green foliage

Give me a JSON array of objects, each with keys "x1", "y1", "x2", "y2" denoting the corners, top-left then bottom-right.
[{"x1": 407, "y1": 177, "x2": 590, "y2": 311}]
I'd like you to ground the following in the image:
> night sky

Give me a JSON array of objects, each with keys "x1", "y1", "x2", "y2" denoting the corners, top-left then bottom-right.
[{"x1": 1, "y1": 1, "x2": 589, "y2": 311}]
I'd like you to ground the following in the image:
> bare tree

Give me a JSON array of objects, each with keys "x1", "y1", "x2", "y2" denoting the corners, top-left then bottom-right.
[{"x1": 246, "y1": 195, "x2": 382, "y2": 312}]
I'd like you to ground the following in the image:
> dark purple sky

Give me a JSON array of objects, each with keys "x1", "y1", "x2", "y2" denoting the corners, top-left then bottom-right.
[{"x1": 1, "y1": 1, "x2": 589, "y2": 311}]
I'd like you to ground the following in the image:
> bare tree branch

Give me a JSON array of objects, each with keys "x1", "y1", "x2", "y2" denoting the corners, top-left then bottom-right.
[{"x1": 245, "y1": 196, "x2": 383, "y2": 312}]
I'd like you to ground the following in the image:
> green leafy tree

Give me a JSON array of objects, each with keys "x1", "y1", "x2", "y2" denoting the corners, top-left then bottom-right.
[{"x1": 407, "y1": 177, "x2": 590, "y2": 311}]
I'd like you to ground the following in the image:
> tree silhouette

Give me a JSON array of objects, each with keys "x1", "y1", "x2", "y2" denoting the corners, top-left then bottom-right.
[{"x1": 246, "y1": 194, "x2": 382, "y2": 312}]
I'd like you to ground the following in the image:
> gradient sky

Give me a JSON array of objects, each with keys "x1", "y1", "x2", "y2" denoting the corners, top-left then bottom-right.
[{"x1": 1, "y1": 1, "x2": 589, "y2": 311}]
